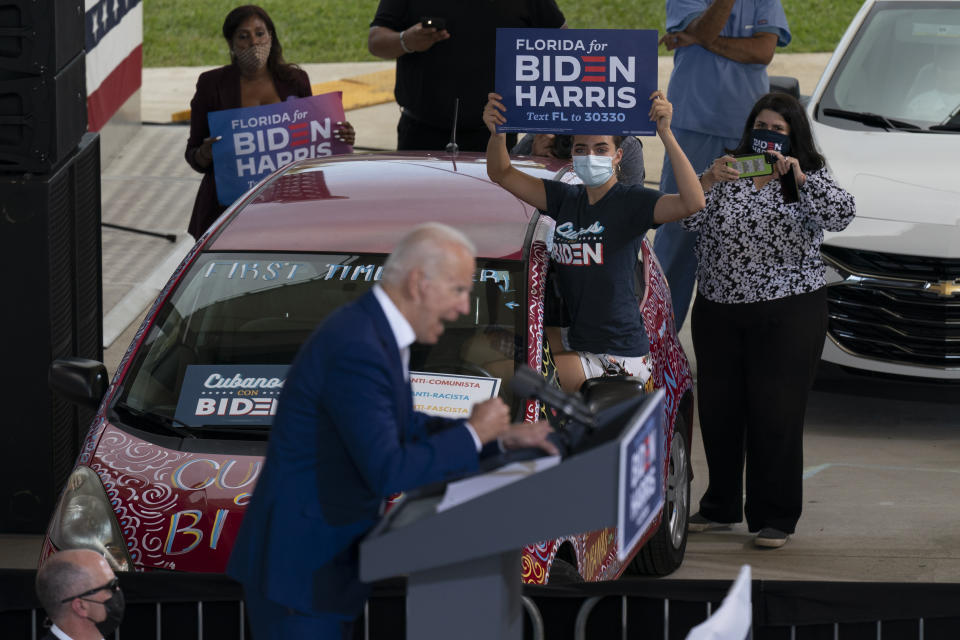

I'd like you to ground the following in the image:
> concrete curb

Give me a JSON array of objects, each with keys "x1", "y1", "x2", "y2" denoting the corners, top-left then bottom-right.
[{"x1": 169, "y1": 68, "x2": 397, "y2": 123}]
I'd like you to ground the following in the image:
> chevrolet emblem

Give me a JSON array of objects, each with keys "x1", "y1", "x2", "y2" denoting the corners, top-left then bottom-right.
[{"x1": 924, "y1": 279, "x2": 960, "y2": 297}]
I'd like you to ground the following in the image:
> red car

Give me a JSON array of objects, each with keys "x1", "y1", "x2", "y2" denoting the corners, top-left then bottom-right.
[{"x1": 45, "y1": 152, "x2": 694, "y2": 583}]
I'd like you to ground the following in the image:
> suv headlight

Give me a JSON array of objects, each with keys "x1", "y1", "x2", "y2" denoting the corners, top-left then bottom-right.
[{"x1": 48, "y1": 466, "x2": 133, "y2": 571}]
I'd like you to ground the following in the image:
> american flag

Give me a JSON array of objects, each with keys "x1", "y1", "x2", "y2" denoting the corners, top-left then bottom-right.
[{"x1": 85, "y1": 0, "x2": 142, "y2": 132}]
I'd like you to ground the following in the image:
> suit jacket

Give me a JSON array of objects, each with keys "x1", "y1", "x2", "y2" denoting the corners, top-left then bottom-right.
[
  {"x1": 227, "y1": 290, "x2": 480, "y2": 615},
  {"x1": 184, "y1": 64, "x2": 311, "y2": 239}
]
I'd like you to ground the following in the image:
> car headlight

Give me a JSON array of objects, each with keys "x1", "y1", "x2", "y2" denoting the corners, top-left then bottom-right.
[{"x1": 48, "y1": 466, "x2": 133, "y2": 571}]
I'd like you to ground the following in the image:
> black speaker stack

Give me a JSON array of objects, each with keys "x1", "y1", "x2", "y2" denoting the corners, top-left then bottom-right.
[{"x1": 0, "y1": 0, "x2": 104, "y2": 534}]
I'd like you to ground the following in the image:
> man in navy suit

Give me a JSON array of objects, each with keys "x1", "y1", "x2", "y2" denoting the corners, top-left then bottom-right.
[{"x1": 228, "y1": 223, "x2": 557, "y2": 639}]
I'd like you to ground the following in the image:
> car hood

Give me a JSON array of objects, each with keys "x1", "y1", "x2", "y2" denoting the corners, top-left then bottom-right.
[
  {"x1": 812, "y1": 122, "x2": 960, "y2": 228},
  {"x1": 92, "y1": 422, "x2": 263, "y2": 572}
]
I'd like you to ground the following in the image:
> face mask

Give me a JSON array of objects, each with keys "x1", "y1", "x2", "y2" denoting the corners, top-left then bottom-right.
[
  {"x1": 90, "y1": 589, "x2": 125, "y2": 637},
  {"x1": 751, "y1": 129, "x2": 790, "y2": 155},
  {"x1": 233, "y1": 41, "x2": 271, "y2": 74},
  {"x1": 572, "y1": 154, "x2": 615, "y2": 187}
]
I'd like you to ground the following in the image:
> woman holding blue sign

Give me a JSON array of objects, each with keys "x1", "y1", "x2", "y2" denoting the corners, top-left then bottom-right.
[
  {"x1": 185, "y1": 5, "x2": 356, "y2": 240},
  {"x1": 483, "y1": 90, "x2": 705, "y2": 393},
  {"x1": 681, "y1": 92, "x2": 855, "y2": 549}
]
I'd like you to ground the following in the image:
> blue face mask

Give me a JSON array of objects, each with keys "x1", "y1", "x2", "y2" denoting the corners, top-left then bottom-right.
[
  {"x1": 751, "y1": 129, "x2": 790, "y2": 155},
  {"x1": 572, "y1": 154, "x2": 615, "y2": 187}
]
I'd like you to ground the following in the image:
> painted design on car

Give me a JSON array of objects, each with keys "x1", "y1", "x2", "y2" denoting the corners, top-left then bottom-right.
[{"x1": 80, "y1": 425, "x2": 261, "y2": 572}]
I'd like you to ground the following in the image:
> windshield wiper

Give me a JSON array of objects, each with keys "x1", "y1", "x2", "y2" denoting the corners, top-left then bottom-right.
[
  {"x1": 113, "y1": 401, "x2": 198, "y2": 439},
  {"x1": 113, "y1": 402, "x2": 271, "y2": 440},
  {"x1": 187, "y1": 425, "x2": 271, "y2": 438},
  {"x1": 822, "y1": 108, "x2": 921, "y2": 131},
  {"x1": 930, "y1": 108, "x2": 960, "y2": 131}
]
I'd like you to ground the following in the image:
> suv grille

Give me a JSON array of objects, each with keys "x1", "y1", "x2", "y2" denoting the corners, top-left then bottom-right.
[{"x1": 821, "y1": 246, "x2": 960, "y2": 369}]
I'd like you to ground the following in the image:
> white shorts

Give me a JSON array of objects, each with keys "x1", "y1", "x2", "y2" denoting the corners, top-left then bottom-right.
[{"x1": 578, "y1": 352, "x2": 653, "y2": 384}]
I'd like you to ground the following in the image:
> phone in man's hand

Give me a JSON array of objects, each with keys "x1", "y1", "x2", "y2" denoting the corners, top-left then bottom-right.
[{"x1": 420, "y1": 16, "x2": 446, "y2": 30}]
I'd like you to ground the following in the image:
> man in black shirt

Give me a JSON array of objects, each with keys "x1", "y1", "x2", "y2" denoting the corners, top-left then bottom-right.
[{"x1": 368, "y1": 0, "x2": 566, "y2": 151}]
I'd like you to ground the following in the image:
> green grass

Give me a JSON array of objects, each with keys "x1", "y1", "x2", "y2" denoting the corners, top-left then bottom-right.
[
  {"x1": 780, "y1": 0, "x2": 865, "y2": 52},
  {"x1": 144, "y1": 1, "x2": 381, "y2": 67},
  {"x1": 144, "y1": 1, "x2": 865, "y2": 67}
]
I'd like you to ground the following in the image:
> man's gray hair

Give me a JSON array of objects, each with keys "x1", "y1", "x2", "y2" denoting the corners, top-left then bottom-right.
[
  {"x1": 382, "y1": 222, "x2": 476, "y2": 286},
  {"x1": 35, "y1": 554, "x2": 92, "y2": 621}
]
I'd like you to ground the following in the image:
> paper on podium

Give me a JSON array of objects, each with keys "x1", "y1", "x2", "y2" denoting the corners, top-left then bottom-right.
[
  {"x1": 685, "y1": 564, "x2": 752, "y2": 640},
  {"x1": 436, "y1": 456, "x2": 561, "y2": 513}
]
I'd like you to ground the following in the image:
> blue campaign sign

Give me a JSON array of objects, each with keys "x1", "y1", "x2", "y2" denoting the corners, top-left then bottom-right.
[
  {"x1": 207, "y1": 92, "x2": 352, "y2": 206},
  {"x1": 617, "y1": 388, "x2": 666, "y2": 561},
  {"x1": 495, "y1": 28, "x2": 658, "y2": 136},
  {"x1": 174, "y1": 364, "x2": 290, "y2": 428}
]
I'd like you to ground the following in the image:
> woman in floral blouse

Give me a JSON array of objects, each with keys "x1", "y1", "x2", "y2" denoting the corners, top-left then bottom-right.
[{"x1": 680, "y1": 92, "x2": 855, "y2": 549}]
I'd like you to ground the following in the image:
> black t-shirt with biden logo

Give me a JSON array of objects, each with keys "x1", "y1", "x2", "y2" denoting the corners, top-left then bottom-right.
[{"x1": 543, "y1": 179, "x2": 662, "y2": 356}]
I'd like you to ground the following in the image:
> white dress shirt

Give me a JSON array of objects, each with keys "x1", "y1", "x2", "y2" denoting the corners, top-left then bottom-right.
[
  {"x1": 372, "y1": 284, "x2": 415, "y2": 380},
  {"x1": 49, "y1": 624, "x2": 100, "y2": 640},
  {"x1": 372, "y1": 285, "x2": 482, "y2": 451}
]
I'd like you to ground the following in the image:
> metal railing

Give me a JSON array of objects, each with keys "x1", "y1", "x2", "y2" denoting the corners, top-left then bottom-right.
[{"x1": 5, "y1": 571, "x2": 960, "y2": 640}]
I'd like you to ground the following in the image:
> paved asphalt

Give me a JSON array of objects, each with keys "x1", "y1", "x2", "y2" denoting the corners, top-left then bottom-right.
[{"x1": 4, "y1": 52, "x2": 958, "y2": 585}]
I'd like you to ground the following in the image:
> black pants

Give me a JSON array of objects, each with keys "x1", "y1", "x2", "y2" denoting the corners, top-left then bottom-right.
[
  {"x1": 396, "y1": 112, "x2": 515, "y2": 152},
  {"x1": 691, "y1": 288, "x2": 827, "y2": 534}
]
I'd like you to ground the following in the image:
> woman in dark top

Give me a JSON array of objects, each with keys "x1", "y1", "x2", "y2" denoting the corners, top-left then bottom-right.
[
  {"x1": 483, "y1": 90, "x2": 705, "y2": 393},
  {"x1": 185, "y1": 5, "x2": 355, "y2": 239},
  {"x1": 681, "y1": 92, "x2": 855, "y2": 548}
]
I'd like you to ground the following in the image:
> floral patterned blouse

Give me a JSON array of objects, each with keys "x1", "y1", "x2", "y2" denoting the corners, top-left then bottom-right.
[{"x1": 680, "y1": 168, "x2": 856, "y2": 304}]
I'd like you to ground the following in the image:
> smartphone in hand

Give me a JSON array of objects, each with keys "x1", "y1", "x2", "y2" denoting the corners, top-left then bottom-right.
[
  {"x1": 420, "y1": 16, "x2": 446, "y2": 31},
  {"x1": 726, "y1": 153, "x2": 773, "y2": 178},
  {"x1": 779, "y1": 166, "x2": 800, "y2": 203}
]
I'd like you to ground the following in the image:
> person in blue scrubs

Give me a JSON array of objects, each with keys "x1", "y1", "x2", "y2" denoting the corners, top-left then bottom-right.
[{"x1": 655, "y1": 0, "x2": 791, "y2": 330}]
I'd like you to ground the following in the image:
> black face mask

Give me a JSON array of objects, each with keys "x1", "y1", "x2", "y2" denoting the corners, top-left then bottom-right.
[
  {"x1": 90, "y1": 588, "x2": 125, "y2": 637},
  {"x1": 751, "y1": 129, "x2": 791, "y2": 155}
]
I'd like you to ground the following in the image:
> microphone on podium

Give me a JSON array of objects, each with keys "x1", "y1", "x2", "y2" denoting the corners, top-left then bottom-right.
[{"x1": 509, "y1": 365, "x2": 595, "y2": 429}]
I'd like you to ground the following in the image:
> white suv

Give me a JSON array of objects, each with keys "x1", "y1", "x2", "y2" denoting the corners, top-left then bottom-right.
[{"x1": 805, "y1": 0, "x2": 960, "y2": 379}]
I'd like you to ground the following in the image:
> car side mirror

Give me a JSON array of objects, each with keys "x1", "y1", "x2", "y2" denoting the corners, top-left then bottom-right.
[{"x1": 49, "y1": 358, "x2": 109, "y2": 409}]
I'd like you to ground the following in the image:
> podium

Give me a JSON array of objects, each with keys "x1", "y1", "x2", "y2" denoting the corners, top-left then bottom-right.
[{"x1": 361, "y1": 389, "x2": 666, "y2": 640}]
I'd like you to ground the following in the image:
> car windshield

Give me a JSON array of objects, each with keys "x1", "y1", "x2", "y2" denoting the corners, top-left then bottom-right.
[
  {"x1": 817, "y1": 2, "x2": 960, "y2": 130},
  {"x1": 117, "y1": 252, "x2": 525, "y2": 435}
]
